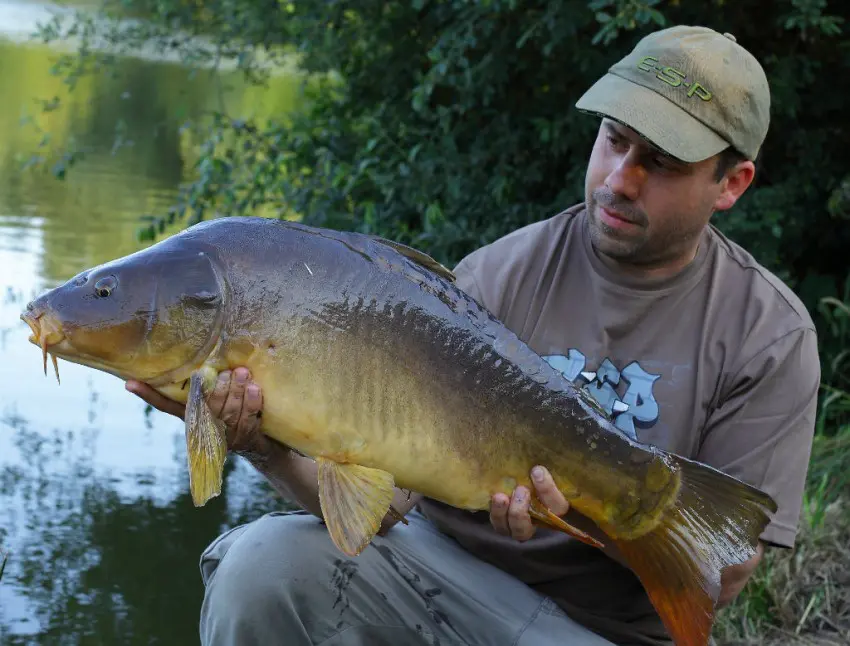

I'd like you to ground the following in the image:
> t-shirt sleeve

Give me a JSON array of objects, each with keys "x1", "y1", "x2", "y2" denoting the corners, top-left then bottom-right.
[
  {"x1": 452, "y1": 252, "x2": 500, "y2": 316},
  {"x1": 697, "y1": 327, "x2": 820, "y2": 549}
]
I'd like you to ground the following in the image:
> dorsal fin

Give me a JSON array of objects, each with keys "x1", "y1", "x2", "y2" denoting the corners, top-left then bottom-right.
[
  {"x1": 271, "y1": 220, "x2": 456, "y2": 283},
  {"x1": 369, "y1": 235, "x2": 456, "y2": 283}
]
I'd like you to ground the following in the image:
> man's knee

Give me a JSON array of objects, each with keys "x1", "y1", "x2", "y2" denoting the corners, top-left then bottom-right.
[
  {"x1": 202, "y1": 511, "x2": 332, "y2": 594},
  {"x1": 200, "y1": 512, "x2": 343, "y2": 644},
  {"x1": 204, "y1": 514, "x2": 339, "y2": 610}
]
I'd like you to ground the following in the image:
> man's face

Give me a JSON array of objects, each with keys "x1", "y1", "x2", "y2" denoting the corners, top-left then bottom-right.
[{"x1": 584, "y1": 119, "x2": 749, "y2": 271}]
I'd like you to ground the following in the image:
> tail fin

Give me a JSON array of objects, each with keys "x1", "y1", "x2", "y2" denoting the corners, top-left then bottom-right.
[{"x1": 613, "y1": 456, "x2": 778, "y2": 646}]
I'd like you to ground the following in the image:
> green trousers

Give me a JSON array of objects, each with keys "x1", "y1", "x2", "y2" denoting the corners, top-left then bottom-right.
[{"x1": 198, "y1": 509, "x2": 616, "y2": 645}]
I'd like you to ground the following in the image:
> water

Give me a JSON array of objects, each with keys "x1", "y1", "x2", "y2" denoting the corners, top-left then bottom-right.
[{"x1": 0, "y1": 2, "x2": 301, "y2": 642}]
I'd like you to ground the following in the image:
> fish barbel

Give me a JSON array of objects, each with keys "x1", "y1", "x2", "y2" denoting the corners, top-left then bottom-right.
[{"x1": 21, "y1": 216, "x2": 777, "y2": 645}]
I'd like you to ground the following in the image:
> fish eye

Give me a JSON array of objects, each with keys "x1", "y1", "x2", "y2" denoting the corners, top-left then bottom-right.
[{"x1": 94, "y1": 276, "x2": 118, "y2": 298}]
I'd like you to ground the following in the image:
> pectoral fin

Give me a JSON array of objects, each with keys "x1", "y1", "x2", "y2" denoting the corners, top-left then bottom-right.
[
  {"x1": 529, "y1": 497, "x2": 605, "y2": 549},
  {"x1": 317, "y1": 457, "x2": 395, "y2": 556},
  {"x1": 185, "y1": 368, "x2": 228, "y2": 507}
]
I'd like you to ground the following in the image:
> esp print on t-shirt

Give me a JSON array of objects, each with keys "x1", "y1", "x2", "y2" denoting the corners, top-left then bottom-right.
[{"x1": 543, "y1": 350, "x2": 660, "y2": 441}]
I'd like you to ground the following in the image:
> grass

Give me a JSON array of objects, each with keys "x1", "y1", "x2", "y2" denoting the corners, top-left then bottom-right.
[{"x1": 713, "y1": 421, "x2": 850, "y2": 645}]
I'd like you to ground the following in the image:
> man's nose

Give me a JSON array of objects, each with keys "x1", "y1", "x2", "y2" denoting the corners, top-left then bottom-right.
[{"x1": 606, "y1": 156, "x2": 646, "y2": 201}]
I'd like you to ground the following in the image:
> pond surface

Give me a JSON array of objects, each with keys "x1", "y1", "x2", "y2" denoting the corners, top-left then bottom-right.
[{"x1": 0, "y1": 2, "x2": 300, "y2": 642}]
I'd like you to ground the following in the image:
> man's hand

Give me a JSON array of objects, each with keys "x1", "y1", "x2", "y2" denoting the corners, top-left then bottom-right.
[
  {"x1": 489, "y1": 465, "x2": 569, "y2": 541},
  {"x1": 126, "y1": 367, "x2": 271, "y2": 458},
  {"x1": 125, "y1": 380, "x2": 187, "y2": 419}
]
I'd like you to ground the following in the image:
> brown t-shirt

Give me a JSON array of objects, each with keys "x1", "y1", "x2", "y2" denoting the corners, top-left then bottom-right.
[{"x1": 417, "y1": 203, "x2": 820, "y2": 645}]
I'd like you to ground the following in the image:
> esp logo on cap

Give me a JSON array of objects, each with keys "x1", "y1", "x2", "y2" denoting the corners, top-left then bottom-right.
[{"x1": 636, "y1": 55, "x2": 712, "y2": 102}]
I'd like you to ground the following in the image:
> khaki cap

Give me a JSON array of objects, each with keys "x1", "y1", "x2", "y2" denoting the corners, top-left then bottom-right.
[{"x1": 575, "y1": 25, "x2": 770, "y2": 162}]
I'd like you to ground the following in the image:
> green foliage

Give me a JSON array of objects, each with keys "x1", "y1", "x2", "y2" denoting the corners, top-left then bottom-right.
[
  {"x1": 31, "y1": 0, "x2": 850, "y2": 421},
  {"x1": 814, "y1": 276, "x2": 850, "y2": 430}
]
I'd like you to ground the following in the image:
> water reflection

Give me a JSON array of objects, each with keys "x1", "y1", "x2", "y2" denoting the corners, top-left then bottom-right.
[
  {"x1": 0, "y1": 6, "x2": 300, "y2": 641},
  {"x1": 0, "y1": 402, "x2": 284, "y2": 644},
  {"x1": 0, "y1": 404, "x2": 281, "y2": 644}
]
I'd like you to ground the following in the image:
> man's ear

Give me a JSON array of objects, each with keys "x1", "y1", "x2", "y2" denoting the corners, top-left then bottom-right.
[{"x1": 714, "y1": 160, "x2": 755, "y2": 211}]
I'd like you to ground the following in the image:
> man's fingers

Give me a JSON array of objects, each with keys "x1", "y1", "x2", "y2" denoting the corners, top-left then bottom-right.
[
  {"x1": 238, "y1": 383, "x2": 263, "y2": 437},
  {"x1": 489, "y1": 493, "x2": 511, "y2": 536},
  {"x1": 219, "y1": 368, "x2": 250, "y2": 428},
  {"x1": 207, "y1": 371, "x2": 232, "y2": 417},
  {"x1": 125, "y1": 381, "x2": 186, "y2": 420},
  {"x1": 507, "y1": 486, "x2": 535, "y2": 541},
  {"x1": 531, "y1": 466, "x2": 570, "y2": 517}
]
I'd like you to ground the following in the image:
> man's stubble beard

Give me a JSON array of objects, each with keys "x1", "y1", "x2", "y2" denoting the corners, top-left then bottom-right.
[
  {"x1": 586, "y1": 187, "x2": 699, "y2": 269},
  {"x1": 587, "y1": 186, "x2": 650, "y2": 263}
]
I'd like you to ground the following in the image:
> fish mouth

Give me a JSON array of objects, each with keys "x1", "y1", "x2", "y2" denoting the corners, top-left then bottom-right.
[{"x1": 21, "y1": 310, "x2": 65, "y2": 384}]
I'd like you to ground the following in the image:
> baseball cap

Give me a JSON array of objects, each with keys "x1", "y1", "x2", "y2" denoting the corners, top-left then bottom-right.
[{"x1": 575, "y1": 25, "x2": 770, "y2": 163}]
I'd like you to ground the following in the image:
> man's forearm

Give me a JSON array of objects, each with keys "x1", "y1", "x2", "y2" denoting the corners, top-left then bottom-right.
[
  {"x1": 245, "y1": 445, "x2": 324, "y2": 517},
  {"x1": 717, "y1": 542, "x2": 764, "y2": 608},
  {"x1": 243, "y1": 445, "x2": 422, "y2": 529}
]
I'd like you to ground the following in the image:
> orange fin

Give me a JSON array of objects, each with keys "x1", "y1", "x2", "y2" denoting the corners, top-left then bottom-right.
[
  {"x1": 317, "y1": 458, "x2": 395, "y2": 557},
  {"x1": 614, "y1": 455, "x2": 777, "y2": 646},
  {"x1": 529, "y1": 497, "x2": 604, "y2": 549}
]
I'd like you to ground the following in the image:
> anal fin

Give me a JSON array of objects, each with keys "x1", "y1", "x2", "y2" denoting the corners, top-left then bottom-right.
[
  {"x1": 529, "y1": 497, "x2": 605, "y2": 549},
  {"x1": 184, "y1": 368, "x2": 228, "y2": 507},
  {"x1": 387, "y1": 505, "x2": 410, "y2": 525},
  {"x1": 317, "y1": 457, "x2": 395, "y2": 556}
]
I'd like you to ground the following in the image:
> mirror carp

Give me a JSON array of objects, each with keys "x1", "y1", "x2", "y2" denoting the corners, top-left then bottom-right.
[{"x1": 21, "y1": 216, "x2": 778, "y2": 646}]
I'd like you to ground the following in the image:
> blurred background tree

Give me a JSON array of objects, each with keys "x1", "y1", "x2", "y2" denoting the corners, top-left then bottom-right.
[{"x1": 34, "y1": 0, "x2": 849, "y2": 417}]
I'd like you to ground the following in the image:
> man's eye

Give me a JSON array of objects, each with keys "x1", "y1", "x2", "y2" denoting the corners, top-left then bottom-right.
[{"x1": 652, "y1": 156, "x2": 679, "y2": 171}]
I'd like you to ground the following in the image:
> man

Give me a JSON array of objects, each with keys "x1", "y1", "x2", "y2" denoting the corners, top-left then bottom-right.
[{"x1": 128, "y1": 25, "x2": 820, "y2": 645}]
